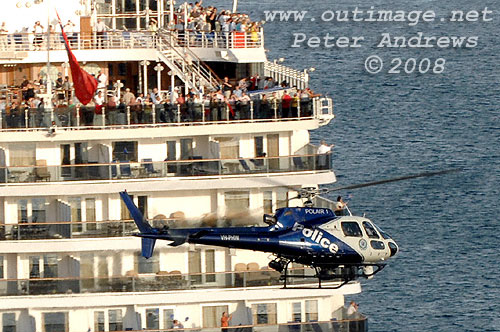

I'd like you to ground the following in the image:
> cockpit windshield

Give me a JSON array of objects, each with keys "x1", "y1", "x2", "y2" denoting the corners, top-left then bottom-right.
[
  {"x1": 373, "y1": 223, "x2": 392, "y2": 240},
  {"x1": 362, "y1": 221, "x2": 380, "y2": 239}
]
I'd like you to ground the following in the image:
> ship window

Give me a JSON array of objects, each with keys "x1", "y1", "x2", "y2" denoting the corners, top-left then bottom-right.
[
  {"x1": 214, "y1": 137, "x2": 239, "y2": 159},
  {"x1": 202, "y1": 305, "x2": 228, "y2": 328},
  {"x1": 276, "y1": 190, "x2": 288, "y2": 209},
  {"x1": 292, "y1": 302, "x2": 302, "y2": 322},
  {"x1": 43, "y1": 312, "x2": 68, "y2": 332},
  {"x1": 43, "y1": 254, "x2": 58, "y2": 278},
  {"x1": 225, "y1": 191, "x2": 250, "y2": 217},
  {"x1": 163, "y1": 309, "x2": 174, "y2": 329},
  {"x1": 341, "y1": 222, "x2": 363, "y2": 237},
  {"x1": 112, "y1": 141, "x2": 138, "y2": 162},
  {"x1": 108, "y1": 309, "x2": 123, "y2": 331},
  {"x1": 2, "y1": 313, "x2": 16, "y2": 332},
  {"x1": 305, "y1": 300, "x2": 318, "y2": 322},
  {"x1": 263, "y1": 191, "x2": 273, "y2": 214},
  {"x1": 370, "y1": 240, "x2": 385, "y2": 250},
  {"x1": 362, "y1": 222, "x2": 379, "y2": 239},
  {"x1": 9, "y1": 143, "x2": 35, "y2": 166},
  {"x1": 32, "y1": 198, "x2": 46, "y2": 223},
  {"x1": 94, "y1": 311, "x2": 105, "y2": 332},
  {"x1": 189, "y1": 249, "x2": 202, "y2": 284},
  {"x1": 0, "y1": 256, "x2": 3, "y2": 279},
  {"x1": 29, "y1": 256, "x2": 40, "y2": 278},
  {"x1": 255, "y1": 136, "x2": 264, "y2": 157},
  {"x1": 135, "y1": 251, "x2": 159, "y2": 274},
  {"x1": 251, "y1": 303, "x2": 277, "y2": 325},
  {"x1": 146, "y1": 308, "x2": 160, "y2": 330},
  {"x1": 205, "y1": 249, "x2": 216, "y2": 282}
]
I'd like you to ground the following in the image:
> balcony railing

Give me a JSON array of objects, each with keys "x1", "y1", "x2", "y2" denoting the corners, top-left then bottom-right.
[
  {"x1": 0, "y1": 220, "x2": 137, "y2": 241},
  {"x1": 0, "y1": 152, "x2": 332, "y2": 185},
  {"x1": 0, "y1": 97, "x2": 326, "y2": 131},
  {"x1": 0, "y1": 268, "x2": 349, "y2": 297},
  {"x1": 125, "y1": 319, "x2": 368, "y2": 332},
  {"x1": 0, "y1": 29, "x2": 263, "y2": 54}
]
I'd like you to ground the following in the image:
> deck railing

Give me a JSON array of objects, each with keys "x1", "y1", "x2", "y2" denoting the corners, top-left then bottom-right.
[
  {"x1": 0, "y1": 152, "x2": 332, "y2": 185},
  {"x1": 0, "y1": 97, "x2": 333, "y2": 131},
  {"x1": 0, "y1": 267, "x2": 354, "y2": 297},
  {"x1": 129, "y1": 319, "x2": 368, "y2": 332},
  {"x1": 0, "y1": 29, "x2": 263, "y2": 54}
]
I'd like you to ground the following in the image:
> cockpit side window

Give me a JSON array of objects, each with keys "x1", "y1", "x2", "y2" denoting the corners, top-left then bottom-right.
[
  {"x1": 341, "y1": 222, "x2": 363, "y2": 237},
  {"x1": 362, "y1": 221, "x2": 380, "y2": 239}
]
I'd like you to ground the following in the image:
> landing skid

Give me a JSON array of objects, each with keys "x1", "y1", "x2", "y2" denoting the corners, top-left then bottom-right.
[{"x1": 270, "y1": 259, "x2": 386, "y2": 289}]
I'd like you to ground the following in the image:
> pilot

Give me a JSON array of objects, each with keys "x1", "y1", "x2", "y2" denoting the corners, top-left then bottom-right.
[{"x1": 335, "y1": 196, "x2": 346, "y2": 216}]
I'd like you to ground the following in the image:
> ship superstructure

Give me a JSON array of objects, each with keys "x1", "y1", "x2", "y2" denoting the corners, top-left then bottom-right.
[{"x1": 0, "y1": 1, "x2": 367, "y2": 331}]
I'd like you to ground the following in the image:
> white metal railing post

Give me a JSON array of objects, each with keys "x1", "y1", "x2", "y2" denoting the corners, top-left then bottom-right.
[
  {"x1": 297, "y1": 99, "x2": 301, "y2": 118},
  {"x1": 152, "y1": 104, "x2": 156, "y2": 124},
  {"x1": 177, "y1": 104, "x2": 181, "y2": 122},
  {"x1": 76, "y1": 106, "x2": 80, "y2": 127},
  {"x1": 102, "y1": 107, "x2": 106, "y2": 126},
  {"x1": 273, "y1": 99, "x2": 277, "y2": 119},
  {"x1": 126, "y1": 106, "x2": 131, "y2": 125},
  {"x1": 24, "y1": 108, "x2": 29, "y2": 128},
  {"x1": 250, "y1": 100, "x2": 254, "y2": 120},
  {"x1": 0, "y1": 108, "x2": 3, "y2": 128}
]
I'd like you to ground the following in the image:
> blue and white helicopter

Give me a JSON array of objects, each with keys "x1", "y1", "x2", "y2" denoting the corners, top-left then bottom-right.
[{"x1": 120, "y1": 169, "x2": 456, "y2": 288}]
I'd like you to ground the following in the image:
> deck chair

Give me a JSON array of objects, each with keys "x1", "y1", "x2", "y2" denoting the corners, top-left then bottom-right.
[
  {"x1": 119, "y1": 162, "x2": 131, "y2": 177},
  {"x1": 141, "y1": 158, "x2": 159, "y2": 176},
  {"x1": 293, "y1": 156, "x2": 305, "y2": 170},
  {"x1": 239, "y1": 159, "x2": 251, "y2": 172},
  {"x1": 34, "y1": 160, "x2": 51, "y2": 181}
]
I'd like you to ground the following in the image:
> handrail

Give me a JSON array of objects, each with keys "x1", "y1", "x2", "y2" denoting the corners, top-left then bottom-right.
[
  {"x1": 0, "y1": 152, "x2": 333, "y2": 185},
  {"x1": 0, "y1": 30, "x2": 263, "y2": 55},
  {"x1": 0, "y1": 267, "x2": 359, "y2": 297},
  {"x1": 159, "y1": 29, "x2": 222, "y2": 84},
  {"x1": 0, "y1": 96, "x2": 324, "y2": 131}
]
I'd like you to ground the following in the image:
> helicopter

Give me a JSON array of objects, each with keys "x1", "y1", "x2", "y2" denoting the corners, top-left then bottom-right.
[{"x1": 119, "y1": 168, "x2": 458, "y2": 288}]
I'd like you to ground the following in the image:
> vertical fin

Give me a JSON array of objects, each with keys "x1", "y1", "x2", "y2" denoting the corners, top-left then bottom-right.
[
  {"x1": 119, "y1": 191, "x2": 152, "y2": 233},
  {"x1": 141, "y1": 238, "x2": 157, "y2": 259}
]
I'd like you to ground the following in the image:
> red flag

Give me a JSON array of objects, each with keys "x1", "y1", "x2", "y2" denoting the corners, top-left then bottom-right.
[{"x1": 57, "y1": 12, "x2": 97, "y2": 105}]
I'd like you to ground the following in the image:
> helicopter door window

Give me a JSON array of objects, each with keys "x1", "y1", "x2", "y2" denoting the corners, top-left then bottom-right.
[
  {"x1": 370, "y1": 240, "x2": 385, "y2": 250},
  {"x1": 341, "y1": 222, "x2": 363, "y2": 237},
  {"x1": 362, "y1": 221, "x2": 380, "y2": 239}
]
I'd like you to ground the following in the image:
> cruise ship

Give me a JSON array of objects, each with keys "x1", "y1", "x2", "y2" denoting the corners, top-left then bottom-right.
[{"x1": 0, "y1": 1, "x2": 368, "y2": 331}]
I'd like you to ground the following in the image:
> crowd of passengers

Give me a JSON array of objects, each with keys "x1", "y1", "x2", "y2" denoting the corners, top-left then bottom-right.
[
  {"x1": 0, "y1": 74, "x2": 320, "y2": 128},
  {"x1": 0, "y1": 0, "x2": 261, "y2": 52}
]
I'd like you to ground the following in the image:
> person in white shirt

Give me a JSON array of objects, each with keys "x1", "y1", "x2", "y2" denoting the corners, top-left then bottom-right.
[
  {"x1": 95, "y1": 19, "x2": 107, "y2": 48},
  {"x1": 347, "y1": 301, "x2": 358, "y2": 316},
  {"x1": 317, "y1": 140, "x2": 333, "y2": 169},
  {"x1": 33, "y1": 21, "x2": 44, "y2": 49},
  {"x1": 97, "y1": 70, "x2": 107, "y2": 91}
]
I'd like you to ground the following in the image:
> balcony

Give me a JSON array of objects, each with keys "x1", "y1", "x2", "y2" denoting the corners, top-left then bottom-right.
[
  {"x1": 132, "y1": 319, "x2": 368, "y2": 332},
  {"x1": 0, "y1": 267, "x2": 357, "y2": 297},
  {"x1": 0, "y1": 152, "x2": 332, "y2": 185},
  {"x1": 0, "y1": 30, "x2": 263, "y2": 56},
  {"x1": 0, "y1": 97, "x2": 333, "y2": 132}
]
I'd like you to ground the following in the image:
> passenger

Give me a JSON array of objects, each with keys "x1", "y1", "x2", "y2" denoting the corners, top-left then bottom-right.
[
  {"x1": 335, "y1": 196, "x2": 347, "y2": 216},
  {"x1": 347, "y1": 301, "x2": 358, "y2": 315},
  {"x1": 220, "y1": 312, "x2": 232, "y2": 331}
]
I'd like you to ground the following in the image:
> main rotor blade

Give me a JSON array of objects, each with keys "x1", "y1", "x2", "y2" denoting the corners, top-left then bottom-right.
[{"x1": 326, "y1": 168, "x2": 462, "y2": 192}]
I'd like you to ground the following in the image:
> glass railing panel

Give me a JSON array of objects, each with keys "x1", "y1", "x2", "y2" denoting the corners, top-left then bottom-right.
[
  {"x1": 0, "y1": 221, "x2": 137, "y2": 241},
  {"x1": 0, "y1": 98, "x2": 320, "y2": 131},
  {"x1": 0, "y1": 152, "x2": 331, "y2": 185}
]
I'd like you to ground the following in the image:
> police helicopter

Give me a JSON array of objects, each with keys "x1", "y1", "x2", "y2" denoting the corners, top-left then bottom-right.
[{"x1": 120, "y1": 169, "x2": 458, "y2": 288}]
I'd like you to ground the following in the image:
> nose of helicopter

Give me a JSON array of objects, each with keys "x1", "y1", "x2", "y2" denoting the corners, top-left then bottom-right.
[{"x1": 388, "y1": 241, "x2": 398, "y2": 257}]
